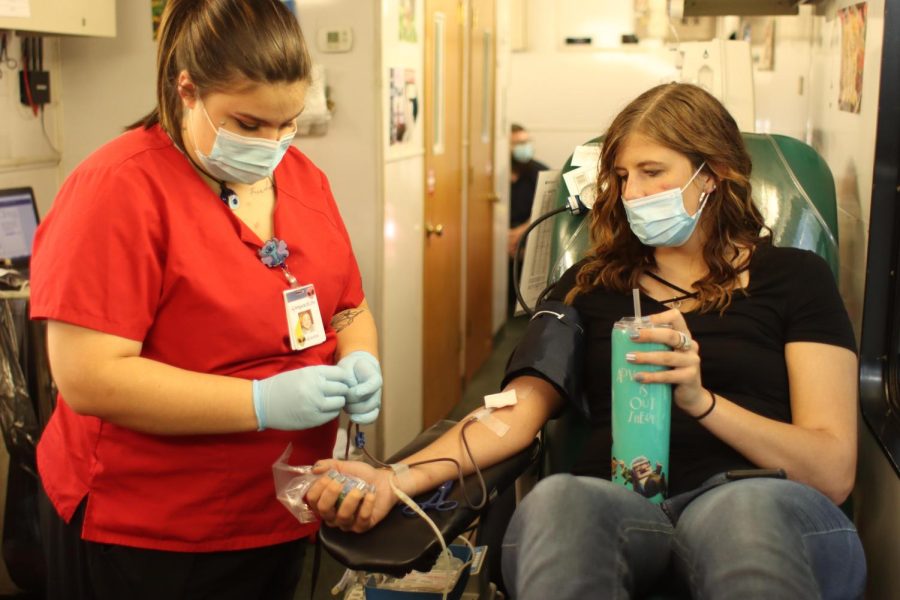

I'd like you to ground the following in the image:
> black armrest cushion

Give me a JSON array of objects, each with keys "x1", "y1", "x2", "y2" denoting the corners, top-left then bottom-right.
[{"x1": 318, "y1": 419, "x2": 540, "y2": 577}]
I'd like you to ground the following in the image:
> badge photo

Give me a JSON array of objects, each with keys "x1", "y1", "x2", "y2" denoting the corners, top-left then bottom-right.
[{"x1": 284, "y1": 285, "x2": 326, "y2": 351}]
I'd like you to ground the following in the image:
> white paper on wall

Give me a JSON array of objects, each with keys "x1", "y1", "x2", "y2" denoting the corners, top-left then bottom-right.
[{"x1": 0, "y1": 0, "x2": 30, "y2": 18}]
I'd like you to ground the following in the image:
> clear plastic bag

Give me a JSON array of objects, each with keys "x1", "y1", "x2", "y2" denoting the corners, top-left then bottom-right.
[
  {"x1": 273, "y1": 444, "x2": 376, "y2": 524},
  {"x1": 365, "y1": 539, "x2": 474, "y2": 594},
  {"x1": 273, "y1": 444, "x2": 320, "y2": 523}
]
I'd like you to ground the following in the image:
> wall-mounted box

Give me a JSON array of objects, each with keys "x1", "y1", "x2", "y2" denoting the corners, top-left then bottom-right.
[{"x1": 0, "y1": 0, "x2": 115, "y2": 38}]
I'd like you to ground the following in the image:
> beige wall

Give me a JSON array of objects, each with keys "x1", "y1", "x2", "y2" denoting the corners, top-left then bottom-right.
[
  {"x1": 57, "y1": 1, "x2": 156, "y2": 179},
  {"x1": 0, "y1": 35, "x2": 63, "y2": 216},
  {"x1": 508, "y1": 0, "x2": 678, "y2": 170}
]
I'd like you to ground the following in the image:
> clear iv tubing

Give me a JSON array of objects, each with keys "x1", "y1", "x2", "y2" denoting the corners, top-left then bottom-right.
[
  {"x1": 345, "y1": 420, "x2": 489, "y2": 512},
  {"x1": 388, "y1": 473, "x2": 454, "y2": 600},
  {"x1": 343, "y1": 421, "x2": 483, "y2": 600}
]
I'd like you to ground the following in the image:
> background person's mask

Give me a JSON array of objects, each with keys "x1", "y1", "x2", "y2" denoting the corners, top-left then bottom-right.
[
  {"x1": 512, "y1": 142, "x2": 534, "y2": 164},
  {"x1": 622, "y1": 163, "x2": 710, "y2": 247},
  {"x1": 193, "y1": 104, "x2": 295, "y2": 184}
]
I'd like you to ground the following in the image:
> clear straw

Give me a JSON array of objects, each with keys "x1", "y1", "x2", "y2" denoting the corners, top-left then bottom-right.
[{"x1": 632, "y1": 288, "x2": 641, "y2": 322}]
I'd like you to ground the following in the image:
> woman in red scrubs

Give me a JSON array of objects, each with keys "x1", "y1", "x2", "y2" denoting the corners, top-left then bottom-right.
[{"x1": 30, "y1": 1, "x2": 380, "y2": 598}]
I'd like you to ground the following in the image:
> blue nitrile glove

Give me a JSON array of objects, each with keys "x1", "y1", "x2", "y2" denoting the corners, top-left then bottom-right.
[
  {"x1": 252, "y1": 365, "x2": 351, "y2": 431},
  {"x1": 337, "y1": 351, "x2": 383, "y2": 425}
]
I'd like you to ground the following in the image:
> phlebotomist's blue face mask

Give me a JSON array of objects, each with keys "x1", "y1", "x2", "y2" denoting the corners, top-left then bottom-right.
[
  {"x1": 621, "y1": 162, "x2": 710, "y2": 247},
  {"x1": 193, "y1": 103, "x2": 296, "y2": 185}
]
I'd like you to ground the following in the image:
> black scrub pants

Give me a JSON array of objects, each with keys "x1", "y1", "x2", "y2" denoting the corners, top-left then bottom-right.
[{"x1": 40, "y1": 489, "x2": 307, "y2": 600}]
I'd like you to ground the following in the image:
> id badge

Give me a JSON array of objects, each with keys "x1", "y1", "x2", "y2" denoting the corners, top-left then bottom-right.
[{"x1": 284, "y1": 284, "x2": 326, "y2": 351}]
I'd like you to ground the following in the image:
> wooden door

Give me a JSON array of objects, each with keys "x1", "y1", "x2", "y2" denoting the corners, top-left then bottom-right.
[
  {"x1": 422, "y1": 0, "x2": 464, "y2": 428},
  {"x1": 464, "y1": 0, "x2": 496, "y2": 382}
]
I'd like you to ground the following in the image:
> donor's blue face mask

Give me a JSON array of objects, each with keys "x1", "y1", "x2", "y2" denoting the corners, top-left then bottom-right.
[
  {"x1": 193, "y1": 103, "x2": 295, "y2": 185},
  {"x1": 622, "y1": 162, "x2": 710, "y2": 247}
]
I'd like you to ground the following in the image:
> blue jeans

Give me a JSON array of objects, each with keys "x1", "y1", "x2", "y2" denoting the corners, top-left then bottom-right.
[{"x1": 501, "y1": 473, "x2": 865, "y2": 600}]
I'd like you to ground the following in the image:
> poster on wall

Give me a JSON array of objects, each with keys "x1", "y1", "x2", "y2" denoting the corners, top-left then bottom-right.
[
  {"x1": 399, "y1": 0, "x2": 418, "y2": 43},
  {"x1": 838, "y1": 2, "x2": 867, "y2": 114},
  {"x1": 758, "y1": 19, "x2": 775, "y2": 71},
  {"x1": 389, "y1": 67, "x2": 419, "y2": 146},
  {"x1": 740, "y1": 17, "x2": 775, "y2": 71},
  {"x1": 0, "y1": 0, "x2": 30, "y2": 18}
]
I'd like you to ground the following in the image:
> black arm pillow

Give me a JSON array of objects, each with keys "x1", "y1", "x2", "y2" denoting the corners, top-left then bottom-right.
[{"x1": 318, "y1": 420, "x2": 540, "y2": 577}]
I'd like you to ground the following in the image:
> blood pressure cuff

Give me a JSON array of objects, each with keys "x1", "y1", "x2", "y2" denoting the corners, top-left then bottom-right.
[{"x1": 501, "y1": 300, "x2": 589, "y2": 419}]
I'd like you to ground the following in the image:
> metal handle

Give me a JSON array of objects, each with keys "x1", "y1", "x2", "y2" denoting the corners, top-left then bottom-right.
[
  {"x1": 487, "y1": 194, "x2": 500, "y2": 203},
  {"x1": 425, "y1": 223, "x2": 444, "y2": 237}
]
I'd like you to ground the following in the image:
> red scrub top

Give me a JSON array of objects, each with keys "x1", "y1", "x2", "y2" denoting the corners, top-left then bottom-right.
[{"x1": 30, "y1": 125, "x2": 364, "y2": 552}]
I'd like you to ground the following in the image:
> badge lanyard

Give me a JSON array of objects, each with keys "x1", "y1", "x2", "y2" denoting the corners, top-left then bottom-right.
[
  {"x1": 179, "y1": 140, "x2": 326, "y2": 351},
  {"x1": 258, "y1": 236, "x2": 326, "y2": 352},
  {"x1": 258, "y1": 238, "x2": 298, "y2": 286}
]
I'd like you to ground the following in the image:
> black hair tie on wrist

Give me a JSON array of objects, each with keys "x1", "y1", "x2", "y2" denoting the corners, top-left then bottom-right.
[{"x1": 695, "y1": 391, "x2": 717, "y2": 421}]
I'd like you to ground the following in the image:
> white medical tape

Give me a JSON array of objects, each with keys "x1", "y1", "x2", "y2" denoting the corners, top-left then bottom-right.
[
  {"x1": 472, "y1": 408, "x2": 510, "y2": 438},
  {"x1": 387, "y1": 463, "x2": 412, "y2": 490},
  {"x1": 484, "y1": 389, "x2": 517, "y2": 409}
]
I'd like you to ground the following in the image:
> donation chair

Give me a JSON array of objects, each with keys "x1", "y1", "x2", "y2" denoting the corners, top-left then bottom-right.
[{"x1": 318, "y1": 133, "x2": 841, "y2": 598}]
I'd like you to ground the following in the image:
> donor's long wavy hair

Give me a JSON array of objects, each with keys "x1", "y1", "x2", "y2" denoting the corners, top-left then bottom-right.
[{"x1": 565, "y1": 83, "x2": 770, "y2": 313}]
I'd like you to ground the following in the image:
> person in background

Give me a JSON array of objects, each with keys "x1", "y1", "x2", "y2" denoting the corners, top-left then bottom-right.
[
  {"x1": 508, "y1": 123, "x2": 549, "y2": 314},
  {"x1": 308, "y1": 83, "x2": 865, "y2": 599},
  {"x1": 30, "y1": 1, "x2": 381, "y2": 599}
]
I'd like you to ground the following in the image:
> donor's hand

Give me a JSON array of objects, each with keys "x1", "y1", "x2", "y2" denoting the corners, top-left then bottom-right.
[
  {"x1": 626, "y1": 308, "x2": 708, "y2": 414},
  {"x1": 307, "y1": 459, "x2": 397, "y2": 533}
]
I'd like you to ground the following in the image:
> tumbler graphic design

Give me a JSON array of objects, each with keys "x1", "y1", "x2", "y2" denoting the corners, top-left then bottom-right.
[{"x1": 611, "y1": 317, "x2": 672, "y2": 503}]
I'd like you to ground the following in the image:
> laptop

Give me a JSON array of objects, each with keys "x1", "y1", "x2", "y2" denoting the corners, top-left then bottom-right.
[{"x1": 0, "y1": 187, "x2": 40, "y2": 275}]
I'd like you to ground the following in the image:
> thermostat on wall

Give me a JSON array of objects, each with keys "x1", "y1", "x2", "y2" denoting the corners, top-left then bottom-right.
[{"x1": 317, "y1": 28, "x2": 353, "y2": 53}]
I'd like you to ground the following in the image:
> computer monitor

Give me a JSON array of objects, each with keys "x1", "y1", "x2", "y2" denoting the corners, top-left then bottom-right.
[{"x1": 0, "y1": 187, "x2": 40, "y2": 268}]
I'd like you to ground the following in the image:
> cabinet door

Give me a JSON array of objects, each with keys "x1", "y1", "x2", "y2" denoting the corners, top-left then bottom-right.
[{"x1": 0, "y1": 0, "x2": 116, "y2": 37}]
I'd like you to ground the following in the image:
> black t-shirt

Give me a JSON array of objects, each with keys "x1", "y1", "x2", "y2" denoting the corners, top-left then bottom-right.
[
  {"x1": 548, "y1": 244, "x2": 857, "y2": 495},
  {"x1": 510, "y1": 159, "x2": 549, "y2": 227}
]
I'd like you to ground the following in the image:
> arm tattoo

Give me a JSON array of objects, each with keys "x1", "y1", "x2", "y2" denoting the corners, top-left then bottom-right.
[{"x1": 331, "y1": 308, "x2": 365, "y2": 332}]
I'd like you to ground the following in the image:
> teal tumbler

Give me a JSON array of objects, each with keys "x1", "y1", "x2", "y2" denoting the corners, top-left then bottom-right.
[{"x1": 610, "y1": 317, "x2": 672, "y2": 504}]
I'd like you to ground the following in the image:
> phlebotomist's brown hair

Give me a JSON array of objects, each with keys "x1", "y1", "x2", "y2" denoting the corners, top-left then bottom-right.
[{"x1": 131, "y1": 0, "x2": 312, "y2": 151}]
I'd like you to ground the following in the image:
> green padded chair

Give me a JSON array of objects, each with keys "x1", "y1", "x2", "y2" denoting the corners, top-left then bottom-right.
[{"x1": 540, "y1": 133, "x2": 841, "y2": 480}]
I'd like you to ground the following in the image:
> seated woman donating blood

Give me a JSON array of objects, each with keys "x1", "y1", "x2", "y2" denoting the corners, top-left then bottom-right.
[{"x1": 307, "y1": 82, "x2": 865, "y2": 599}]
